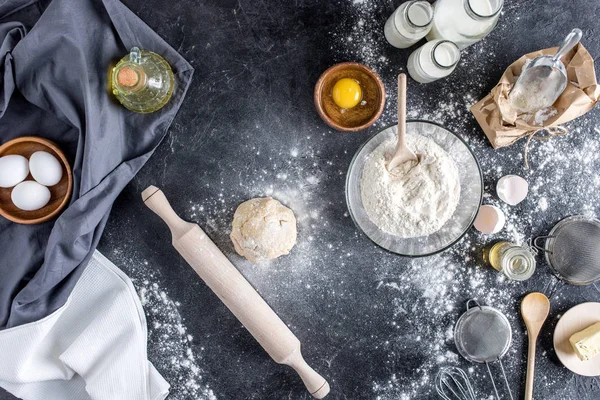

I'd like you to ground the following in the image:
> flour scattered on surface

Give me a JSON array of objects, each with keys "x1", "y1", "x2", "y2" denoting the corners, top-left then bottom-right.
[
  {"x1": 105, "y1": 251, "x2": 216, "y2": 400},
  {"x1": 329, "y1": 1, "x2": 600, "y2": 399},
  {"x1": 329, "y1": 0, "x2": 391, "y2": 74},
  {"x1": 99, "y1": 1, "x2": 600, "y2": 399},
  {"x1": 138, "y1": 278, "x2": 216, "y2": 400}
]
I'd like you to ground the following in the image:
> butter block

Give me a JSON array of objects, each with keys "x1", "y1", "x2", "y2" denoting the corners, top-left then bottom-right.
[{"x1": 570, "y1": 321, "x2": 600, "y2": 361}]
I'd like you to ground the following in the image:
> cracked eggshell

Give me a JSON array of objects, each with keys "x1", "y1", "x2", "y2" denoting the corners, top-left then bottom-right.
[
  {"x1": 497, "y1": 175, "x2": 528, "y2": 206},
  {"x1": 474, "y1": 205, "x2": 506, "y2": 234}
]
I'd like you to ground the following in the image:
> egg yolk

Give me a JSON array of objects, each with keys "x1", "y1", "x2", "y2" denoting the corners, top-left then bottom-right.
[{"x1": 332, "y1": 78, "x2": 362, "y2": 109}]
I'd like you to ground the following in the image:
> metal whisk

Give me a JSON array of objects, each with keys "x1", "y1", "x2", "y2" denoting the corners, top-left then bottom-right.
[{"x1": 435, "y1": 367, "x2": 476, "y2": 400}]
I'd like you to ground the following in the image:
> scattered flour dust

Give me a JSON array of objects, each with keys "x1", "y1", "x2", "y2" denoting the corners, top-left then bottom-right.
[
  {"x1": 136, "y1": 276, "x2": 216, "y2": 400},
  {"x1": 108, "y1": 250, "x2": 217, "y2": 400},
  {"x1": 329, "y1": 0, "x2": 390, "y2": 74},
  {"x1": 361, "y1": 135, "x2": 460, "y2": 237},
  {"x1": 335, "y1": 2, "x2": 600, "y2": 399},
  {"x1": 372, "y1": 237, "x2": 519, "y2": 400}
]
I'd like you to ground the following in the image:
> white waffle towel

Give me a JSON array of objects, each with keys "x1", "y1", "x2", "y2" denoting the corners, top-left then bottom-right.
[{"x1": 0, "y1": 251, "x2": 169, "y2": 400}]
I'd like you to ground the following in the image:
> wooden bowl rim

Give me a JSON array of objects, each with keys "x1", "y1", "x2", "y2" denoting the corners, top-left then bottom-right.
[
  {"x1": 314, "y1": 62, "x2": 386, "y2": 132},
  {"x1": 0, "y1": 136, "x2": 73, "y2": 225}
]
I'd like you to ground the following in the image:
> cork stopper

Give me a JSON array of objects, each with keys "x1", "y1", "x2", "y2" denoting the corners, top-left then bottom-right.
[{"x1": 117, "y1": 67, "x2": 139, "y2": 87}]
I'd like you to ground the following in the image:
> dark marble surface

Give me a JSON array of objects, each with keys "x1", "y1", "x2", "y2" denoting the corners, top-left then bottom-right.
[{"x1": 4, "y1": 0, "x2": 600, "y2": 399}]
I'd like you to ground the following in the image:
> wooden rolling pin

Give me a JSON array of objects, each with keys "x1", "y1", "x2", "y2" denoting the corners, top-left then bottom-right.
[{"x1": 142, "y1": 186, "x2": 330, "y2": 399}]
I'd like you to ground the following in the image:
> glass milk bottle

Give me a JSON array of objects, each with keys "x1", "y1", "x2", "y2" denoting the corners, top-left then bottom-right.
[
  {"x1": 384, "y1": 1, "x2": 434, "y2": 49},
  {"x1": 426, "y1": 0, "x2": 503, "y2": 49},
  {"x1": 407, "y1": 40, "x2": 460, "y2": 83}
]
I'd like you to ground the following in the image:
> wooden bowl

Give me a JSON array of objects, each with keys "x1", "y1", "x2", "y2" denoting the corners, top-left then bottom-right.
[
  {"x1": 314, "y1": 62, "x2": 386, "y2": 132},
  {"x1": 0, "y1": 136, "x2": 72, "y2": 224}
]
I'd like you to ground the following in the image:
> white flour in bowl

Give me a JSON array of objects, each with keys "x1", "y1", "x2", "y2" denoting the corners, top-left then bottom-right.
[{"x1": 360, "y1": 134, "x2": 460, "y2": 237}]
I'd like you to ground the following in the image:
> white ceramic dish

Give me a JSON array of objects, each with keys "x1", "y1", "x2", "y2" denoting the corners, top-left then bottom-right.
[{"x1": 554, "y1": 302, "x2": 600, "y2": 376}]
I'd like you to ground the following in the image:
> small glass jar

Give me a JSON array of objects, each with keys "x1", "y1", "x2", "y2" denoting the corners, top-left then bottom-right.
[
  {"x1": 407, "y1": 40, "x2": 460, "y2": 83},
  {"x1": 426, "y1": 0, "x2": 503, "y2": 49},
  {"x1": 484, "y1": 241, "x2": 536, "y2": 281},
  {"x1": 384, "y1": 1, "x2": 434, "y2": 49}
]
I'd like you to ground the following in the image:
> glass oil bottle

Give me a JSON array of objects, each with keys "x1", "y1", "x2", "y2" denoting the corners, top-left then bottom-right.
[{"x1": 111, "y1": 47, "x2": 174, "y2": 113}]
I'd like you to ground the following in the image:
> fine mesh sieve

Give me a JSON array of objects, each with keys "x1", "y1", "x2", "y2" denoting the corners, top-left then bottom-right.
[
  {"x1": 533, "y1": 215, "x2": 600, "y2": 285},
  {"x1": 454, "y1": 300, "x2": 514, "y2": 400}
]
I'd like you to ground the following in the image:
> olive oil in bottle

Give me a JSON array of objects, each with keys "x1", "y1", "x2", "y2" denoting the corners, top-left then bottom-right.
[{"x1": 111, "y1": 47, "x2": 174, "y2": 113}]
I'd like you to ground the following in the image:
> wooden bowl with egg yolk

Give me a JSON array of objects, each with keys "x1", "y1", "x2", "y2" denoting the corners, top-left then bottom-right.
[
  {"x1": 0, "y1": 136, "x2": 72, "y2": 224},
  {"x1": 314, "y1": 62, "x2": 386, "y2": 132}
]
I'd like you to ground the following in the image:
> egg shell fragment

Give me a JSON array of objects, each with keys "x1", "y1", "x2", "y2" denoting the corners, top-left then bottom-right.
[
  {"x1": 474, "y1": 205, "x2": 506, "y2": 234},
  {"x1": 29, "y1": 151, "x2": 63, "y2": 187},
  {"x1": 0, "y1": 155, "x2": 29, "y2": 188},
  {"x1": 497, "y1": 175, "x2": 529, "y2": 206},
  {"x1": 11, "y1": 181, "x2": 51, "y2": 211}
]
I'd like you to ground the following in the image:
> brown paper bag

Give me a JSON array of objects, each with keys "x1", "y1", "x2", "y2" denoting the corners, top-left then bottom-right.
[{"x1": 471, "y1": 43, "x2": 600, "y2": 150}]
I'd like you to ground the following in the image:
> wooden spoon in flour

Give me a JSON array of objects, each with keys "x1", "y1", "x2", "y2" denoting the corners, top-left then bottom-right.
[{"x1": 387, "y1": 73, "x2": 419, "y2": 171}]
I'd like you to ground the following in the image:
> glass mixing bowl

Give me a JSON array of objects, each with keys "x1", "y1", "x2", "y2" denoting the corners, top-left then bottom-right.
[{"x1": 346, "y1": 121, "x2": 483, "y2": 257}]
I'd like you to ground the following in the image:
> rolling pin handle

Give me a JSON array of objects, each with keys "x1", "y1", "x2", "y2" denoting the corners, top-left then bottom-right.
[
  {"x1": 142, "y1": 185, "x2": 192, "y2": 238},
  {"x1": 286, "y1": 348, "x2": 330, "y2": 399}
]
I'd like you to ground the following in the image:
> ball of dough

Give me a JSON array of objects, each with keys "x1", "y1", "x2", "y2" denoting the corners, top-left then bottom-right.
[{"x1": 230, "y1": 197, "x2": 297, "y2": 263}]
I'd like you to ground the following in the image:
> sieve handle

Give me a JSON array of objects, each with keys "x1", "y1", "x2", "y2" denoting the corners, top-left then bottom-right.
[
  {"x1": 532, "y1": 235, "x2": 554, "y2": 254},
  {"x1": 498, "y1": 359, "x2": 514, "y2": 400},
  {"x1": 485, "y1": 360, "x2": 515, "y2": 400},
  {"x1": 466, "y1": 299, "x2": 482, "y2": 311},
  {"x1": 485, "y1": 362, "x2": 501, "y2": 400}
]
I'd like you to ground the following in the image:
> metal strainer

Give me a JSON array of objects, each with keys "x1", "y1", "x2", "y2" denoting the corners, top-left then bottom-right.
[
  {"x1": 533, "y1": 215, "x2": 600, "y2": 285},
  {"x1": 454, "y1": 300, "x2": 514, "y2": 400}
]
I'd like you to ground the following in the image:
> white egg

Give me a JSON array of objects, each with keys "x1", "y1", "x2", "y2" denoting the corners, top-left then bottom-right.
[
  {"x1": 29, "y1": 151, "x2": 63, "y2": 186},
  {"x1": 0, "y1": 154, "x2": 29, "y2": 188},
  {"x1": 11, "y1": 181, "x2": 51, "y2": 211},
  {"x1": 497, "y1": 175, "x2": 529, "y2": 206},
  {"x1": 474, "y1": 205, "x2": 506, "y2": 234}
]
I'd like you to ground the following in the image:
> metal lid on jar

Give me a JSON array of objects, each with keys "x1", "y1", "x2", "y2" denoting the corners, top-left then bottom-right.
[{"x1": 501, "y1": 245, "x2": 536, "y2": 281}]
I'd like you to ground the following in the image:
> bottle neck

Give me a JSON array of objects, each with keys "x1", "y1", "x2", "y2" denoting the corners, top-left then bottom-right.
[
  {"x1": 462, "y1": 0, "x2": 503, "y2": 21},
  {"x1": 429, "y1": 40, "x2": 460, "y2": 70},
  {"x1": 115, "y1": 64, "x2": 147, "y2": 93},
  {"x1": 399, "y1": 1, "x2": 433, "y2": 33}
]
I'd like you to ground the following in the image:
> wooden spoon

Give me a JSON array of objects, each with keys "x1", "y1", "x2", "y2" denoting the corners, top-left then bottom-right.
[
  {"x1": 387, "y1": 73, "x2": 418, "y2": 171},
  {"x1": 521, "y1": 292, "x2": 550, "y2": 400}
]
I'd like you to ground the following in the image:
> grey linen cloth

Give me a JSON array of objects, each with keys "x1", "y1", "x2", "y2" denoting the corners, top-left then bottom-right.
[{"x1": 0, "y1": 0, "x2": 193, "y2": 329}]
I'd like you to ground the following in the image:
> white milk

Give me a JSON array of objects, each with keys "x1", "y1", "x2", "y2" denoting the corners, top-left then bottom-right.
[
  {"x1": 408, "y1": 3, "x2": 432, "y2": 26},
  {"x1": 407, "y1": 40, "x2": 460, "y2": 83},
  {"x1": 426, "y1": 0, "x2": 503, "y2": 49},
  {"x1": 384, "y1": 1, "x2": 433, "y2": 49}
]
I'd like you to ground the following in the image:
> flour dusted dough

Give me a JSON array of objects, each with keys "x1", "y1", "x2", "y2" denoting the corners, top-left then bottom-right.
[
  {"x1": 360, "y1": 134, "x2": 460, "y2": 238},
  {"x1": 230, "y1": 197, "x2": 297, "y2": 263}
]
